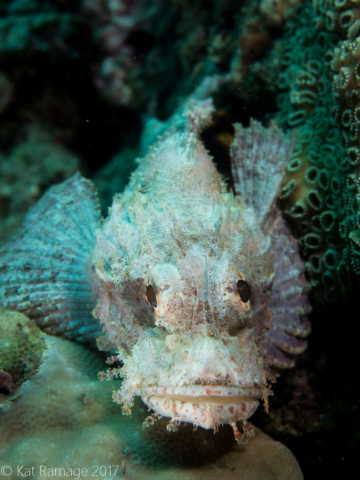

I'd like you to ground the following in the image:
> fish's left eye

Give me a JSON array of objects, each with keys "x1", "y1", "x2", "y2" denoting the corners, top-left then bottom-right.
[
  {"x1": 237, "y1": 280, "x2": 251, "y2": 303},
  {"x1": 146, "y1": 284, "x2": 157, "y2": 308}
]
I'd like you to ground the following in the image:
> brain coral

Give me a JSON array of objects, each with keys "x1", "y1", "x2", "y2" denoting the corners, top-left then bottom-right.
[
  {"x1": 0, "y1": 333, "x2": 302, "y2": 479},
  {"x1": 0, "y1": 309, "x2": 45, "y2": 400}
]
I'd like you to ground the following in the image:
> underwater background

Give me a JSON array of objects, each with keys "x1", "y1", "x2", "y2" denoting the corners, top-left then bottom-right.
[{"x1": 0, "y1": 0, "x2": 360, "y2": 478}]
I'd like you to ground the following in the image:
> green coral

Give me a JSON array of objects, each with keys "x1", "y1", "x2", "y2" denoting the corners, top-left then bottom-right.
[
  {"x1": 274, "y1": 0, "x2": 360, "y2": 300},
  {"x1": 0, "y1": 309, "x2": 45, "y2": 398},
  {"x1": 329, "y1": 4, "x2": 360, "y2": 283}
]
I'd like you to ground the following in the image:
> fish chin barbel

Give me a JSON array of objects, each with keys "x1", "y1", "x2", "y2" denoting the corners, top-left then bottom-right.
[{"x1": 0, "y1": 101, "x2": 311, "y2": 441}]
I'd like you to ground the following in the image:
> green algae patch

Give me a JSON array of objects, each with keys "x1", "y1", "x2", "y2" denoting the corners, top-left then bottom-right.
[{"x1": 0, "y1": 309, "x2": 46, "y2": 401}]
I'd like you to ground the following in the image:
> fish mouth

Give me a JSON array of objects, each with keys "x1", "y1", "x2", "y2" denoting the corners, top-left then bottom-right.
[
  {"x1": 141, "y1": 385, "x2": 262, "y2": 429},
  {"x1": 142, "y1": 385, "x2": 263, "y2": 402}
]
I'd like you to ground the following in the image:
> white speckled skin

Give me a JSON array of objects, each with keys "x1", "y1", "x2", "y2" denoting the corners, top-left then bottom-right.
[{"x1": 92, "y1": 105, "x2": 281, "y2": 430}]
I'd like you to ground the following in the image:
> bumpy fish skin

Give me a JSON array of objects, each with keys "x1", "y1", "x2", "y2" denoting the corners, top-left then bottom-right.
[
  {"x1": 0, "y1": 100, "x2": 311, "y2": 435},
  {"x1": 92, "y1": 104, "x2": 311, "y2": 431}
]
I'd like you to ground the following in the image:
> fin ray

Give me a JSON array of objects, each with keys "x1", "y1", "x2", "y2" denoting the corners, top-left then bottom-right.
[
  {"x1": 230, "y1": 120, "x2": 295, "y2": 226},
  {"x1": 263, "y1": 210, "x2": 311, "y2": 367}
]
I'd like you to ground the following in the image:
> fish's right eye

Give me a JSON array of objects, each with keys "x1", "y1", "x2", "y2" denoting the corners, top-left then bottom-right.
[
  {"x1": 237, "y1": 280, "x2": 251, "y2": 303},
  {"x1": 146, "y1": 284, "x2": 157, "y2": 308}
]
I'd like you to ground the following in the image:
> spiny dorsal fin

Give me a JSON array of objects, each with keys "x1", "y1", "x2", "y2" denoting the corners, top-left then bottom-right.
[
  {"x1": 230, "y1": 120, "x2": 296, "y2": 227},
  {"x1": 0, "y1": 173, "x2": 103, "y2": 344}
]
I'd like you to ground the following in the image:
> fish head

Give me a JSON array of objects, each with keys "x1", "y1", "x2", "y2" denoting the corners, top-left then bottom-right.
[{"x1": 92, "y1": 190, "x2": 275, "y2": 430}]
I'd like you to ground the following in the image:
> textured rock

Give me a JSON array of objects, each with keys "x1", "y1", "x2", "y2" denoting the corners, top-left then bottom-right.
[{"x1": 0, "y1": 334, "x2": 303, "y2": 480}]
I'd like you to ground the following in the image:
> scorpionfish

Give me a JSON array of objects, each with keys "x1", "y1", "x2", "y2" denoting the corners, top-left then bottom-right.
[{"x1": 0, "y1": 100, "x2": 311, "y2": 441}]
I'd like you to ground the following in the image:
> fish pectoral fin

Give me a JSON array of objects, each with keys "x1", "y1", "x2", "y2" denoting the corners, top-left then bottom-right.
[{"x1": 0, "y1": 173, "x2": 103, "y2": 345}]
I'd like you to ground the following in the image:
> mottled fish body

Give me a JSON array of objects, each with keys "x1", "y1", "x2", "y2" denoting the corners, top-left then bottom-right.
[{"x1": 0, "y1": 101, "x2": 311, "y2": 438}]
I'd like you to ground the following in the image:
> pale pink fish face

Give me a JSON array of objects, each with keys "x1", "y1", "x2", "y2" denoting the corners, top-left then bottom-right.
[{"x1": 93, "y1": 213, "x2": 274, "y2": 430}]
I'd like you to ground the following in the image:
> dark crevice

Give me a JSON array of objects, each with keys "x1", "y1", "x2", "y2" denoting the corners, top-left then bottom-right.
[
  {"x1": 126, "y1": 30, "x2": 157, "y2": 56},
  {"x1": 200, "y1": 85, "x2": 277, "y2": 192}
]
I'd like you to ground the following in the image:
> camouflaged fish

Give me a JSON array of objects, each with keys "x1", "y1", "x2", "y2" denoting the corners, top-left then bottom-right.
[{"x1": 0, "y1": 100, "x2": 311, "y2": 441}]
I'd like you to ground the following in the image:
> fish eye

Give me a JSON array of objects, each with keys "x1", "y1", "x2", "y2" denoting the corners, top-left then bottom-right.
[
  {"x1": 237, "y1": 280, "x2": 251, "y2": 303},
  {"x1": 146, "y1": 284, "x2": 157, "y2": 308}
]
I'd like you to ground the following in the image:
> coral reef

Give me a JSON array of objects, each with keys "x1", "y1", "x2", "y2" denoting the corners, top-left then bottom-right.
[
  {"x1": 81, "y1": 0, "x2": 247, "y2": 115},
  {"x1": 270, "y1": 1, "x2": 349, "y2": 300},
  {"x1": 0, "y1": 0, "x2": 87, "y2": 60},
  {"x1": 330, "y1": 5, "x2": 360, "y2": 282},
  {"x1": 260, "y1": 0, "x2": 301, "y2": 27},
  {"x1": 268, "y1": 0, "x2": 360, "y2": 301},
  {"x1": 82, "y1": 0, "x2": 163, "y2": 108},
  {"x1": 0, "y1": 1, "x2": 94, "y2": 177},
  {"x1": 0, "y1": 332, "x2": 303, "y2": 479},
  {"x1": 0, "y1": 309, "x2": 45, "y2": 401}
]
